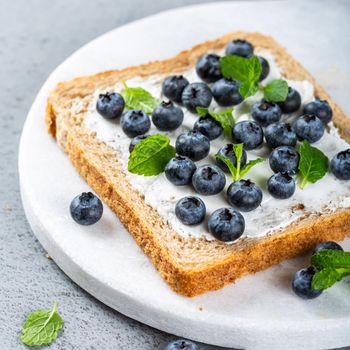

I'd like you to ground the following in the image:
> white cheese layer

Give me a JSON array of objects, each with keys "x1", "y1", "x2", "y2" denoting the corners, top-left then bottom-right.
[{"x1": 84, "y1": 52, "x2": 350, "y2": 241}]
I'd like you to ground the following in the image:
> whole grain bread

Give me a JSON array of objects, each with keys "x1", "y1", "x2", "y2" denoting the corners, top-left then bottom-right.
[{"x1": 46, "y1": 32, "x2": 350, "y2": 297}]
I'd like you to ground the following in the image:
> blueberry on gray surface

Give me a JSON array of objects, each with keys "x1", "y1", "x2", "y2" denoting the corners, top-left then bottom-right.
[
  {"x1": 215, "y1": 143, "x2": 247, "y2": 173},
  {"x1": 121, "y1": 109, "x2": 151, "y2": 138},
  {"x1": 96, "y1": 92, "x2": 125, "y2": 119},
  {"x1": 232, "y1": 120, "x2": 263, "y2": 150},
  {"x1": 212, "y1": 78, "x2": 243, "y2": 106},
  {"x1": 303, "y1": 98, "x2": 333, "y2": 124},
  {"x1": 175, "y1": 197, "x2": 206, "y2": 226},
  {"x1": 193, "y1": 115, "x2": 223, "y2": 140},
  {"x1": 227, "y1": 179, "x2": 263, "y2": 212},
  {"x1": 164, "y1": 339, "x2": 199, "y2": 350},
  {"x1": 330, "y1": 149, "x2": 350, "y2": 180},
  {"x1": 175, "y1": 130, "x2": 210, "y2": 161},
  {"x1": 269, "y1": 146, "x2": 299, "y2": 174},
  {"x1": 313, "y1": 241, "x2": 343, "y2": 254},
  {"x1": 258, "y1": 56, "x2": 270, "y2": 81},
  {"x1": 267, "y1": 172, "x2": 296, "y2": 199},
  {"x1": 293, "y1": 114, "x2": 324, "y2": 143},
  {"x1": 70, "y1": 192, "x2": 103, "y2": 225},
  {"x1": 251, "y1": 100, "x2": 282, "y2": 127},
  {"x1": 195, "y1": 53, "x2": 222, "y2": 83},
  {"x1": 181, "y1": 82, "x2": 212, "y2": 113},
  {"x1": 192, "y1": 164, "x2": 226, "y2": 195},
  {"x1": 265, "y1": 122, "x2": 297, "y2": 148},
  {"x1": 129, "y1": 134, "x2": 149, "y2": 153},
  {"x1": 208, "y1": 208, "x2": 245, "y2": 242},
  {"x1": 278, "y1": 87, "x2": 301, "y2": 113},
  {"x1": 152, "y1": 101, "x2": 184, "y2": 131},
  {"x1": 165, "y1": 156, "x2": 197, "y2": 186},
  {"x1": 225, "y1": 39, "x2": 254, "y2": 58},
  {"x1": 292, "y1": 266, "x2": 323, "y2": 299},
  {"x1": 162, "y1": 75, "x2": 189, "y2": 103}
]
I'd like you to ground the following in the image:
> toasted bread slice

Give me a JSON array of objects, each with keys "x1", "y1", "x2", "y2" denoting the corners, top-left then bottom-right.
[{"x1": 46, "y1": 32, "x2": 350, "y2": 297}]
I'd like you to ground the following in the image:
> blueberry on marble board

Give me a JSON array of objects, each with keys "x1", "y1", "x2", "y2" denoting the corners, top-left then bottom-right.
[
  {"x1": 195, "y1": 53, "x2": 222, "y2": 83},
  {"x1": 292, "y1": 266, "x2": 322, "y2": 299},
  {"x1": 175, "y1": 197, "x2": 206, "y2": 226},
  {"x1": 251, "y1": 100, "x2": 282, "y2": 127},
  {"x1": 70, "y1": 192, "x2": 103, "y2": 225},
  {"x1": 182, "y1": 82, "x2": 213, "y2": 113},
  {"x1": 269, "y1": 146, "x2": 299, "y2": 174},
  {"x1": 303, "y1": 98, "x2": 333, "y2": 124},
  {"x1": 121, "y1": 110, "x2": 151, "y2": 138},
  {"x1": 264, "y1": 122, "x2": 297, "y2": 149},
  {"x1": 193, "y1": 115, "x2": 223, "y2": 141},
  {"x1": 208, "y1": 207, "x2": 245, "y2": 242},
  {"x1": 258, "y1": 56, "x2": 270, "y2": 81},
  {"x1": 330, "y1": 149, "x2": 350, "y2": 180},
  {"x1": 96, "y1": 92, "x2": 125, "y2": 119},
  {"x1": 152, "y1": 101, "x2": 184, "y2": 131},
  {"x1": 164, "y1": 339, "x2": 199, "y2": 350},
  {"x1": 129, "y1": 134, "x2": 149, "y2": 153},
  {"x1": 225, "y1": 39, "x2": 254, "y2": 58},
  {"x1": 313, "y1": 241, "x2": 343, "y2": 254},
  {"x1": 215, "y1": 143, "x2": 247, "y2": 173},
  {"x1": 293, "y1": 114, "x2": 324, "y2": 143},
  {"x1": 192, "y1": 164, "x2": 226, "y2": 196},
  {"x1": 175, "y1": 130, "x2": 210, "y2": 161},
  {"x1": 278, "y1": 86, "x2": 301, "y2": 113},
  {"x1": 232, "y1": 120, "x2": 263, "y2": 150},
  {"x1": 162, "y1": 75, "x2": 189, "y2": 104},
  {"x1": 267, "y1": 172, "x2": 296, "y2": 199},
  {"x1": 212, "y1": 78, "x2": 243, "y2": 107},
  {"x1": 165, "y1": 156, "x2": 196, "y2": 186}
]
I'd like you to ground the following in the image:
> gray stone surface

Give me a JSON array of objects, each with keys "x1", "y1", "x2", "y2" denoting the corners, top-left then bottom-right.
[{"x1": 0, "y1": 0, "x2": 349, "y2": 349}]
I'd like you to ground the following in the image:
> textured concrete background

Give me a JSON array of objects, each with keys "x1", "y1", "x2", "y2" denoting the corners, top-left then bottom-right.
[{"x1": 0, "y1": 0, "x2": 349, "y2": 349}]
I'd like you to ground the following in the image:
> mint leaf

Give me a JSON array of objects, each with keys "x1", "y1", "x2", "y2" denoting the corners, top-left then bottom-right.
[
  {"x1": 311, "y1": 250, "x2": 350, "y2": 270},
  {"x1": 311, "y1": 267, "x2": 350, "y2": 291},
  {"x1": 220, "y1": 55, "x2": 262, "y2": 98},
  {"x1": 121, "y1": 82, "x2": 160, "y2": 114},
  {"x1": 215, "y1": 143, "x2": 265, "y2": 181},
  {"x1": 20, "y1": 303, "x2": 63, "y2": 347},
  {"x1": 196, "y1": 107, "x2": 235, "y2": 136},
  {"x1": 298, "y1": 140, "x2": 328, "y2": 189},
  {"x1": 263, "y1": 79, "x2": 288, "y2": 102},
  {"x1": 128, "y1": 134, "x2": 176, "y2": 176}
]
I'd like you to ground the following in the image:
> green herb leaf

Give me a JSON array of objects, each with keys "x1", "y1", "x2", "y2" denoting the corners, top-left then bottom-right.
[
  {"x1": 263, "y1": 79, "x2": 289, "y2": 102},
  {"x1": 311, "y1": 250, "x2": 350, "y2": 270},
  {"x1": 311, "y1": 267, "x2": 350, "y2": 291},
  {"x1": 220, "y1": 55, "x2": 262, "y2": 98},
  {"x1": 121, "y1": 82, "x2": 160, "y2": 114},
  {"x1": 20, "y1": 303, "x2": 63, "y2": 347},
  {"x1": 215, "y1": 143, "x2": 265, "y2": 181},
  {"x1": 196, "y1": 107, "x2": 235, "y2": 136},
  {"x1": 298, "y1": 140, "x2": 329, "y2": 189},
  {"x1": 128, "y1": 134, "x2": 176, "y2": 176}
]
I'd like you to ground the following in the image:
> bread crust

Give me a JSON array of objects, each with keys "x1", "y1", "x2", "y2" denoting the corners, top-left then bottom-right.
[{"x1": 46, "y1": 32, "x2": 350, "y2": 296}]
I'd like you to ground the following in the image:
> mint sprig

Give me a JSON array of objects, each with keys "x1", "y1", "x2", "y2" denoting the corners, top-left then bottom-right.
[
  {"x1": 263, "y1": 79, "x2": 289, "y2": 102},
  {"x1": 196, "y1": 107, "x2": 235, "y2": 136},
  {"x1": 20, "y1": 302, "x2": 63, "y2": 347},
  {"x1": 311, "y1": 250, "x2": 350, "y2": 291},
  {"x1": 128, "y1": 134, "x2": 176, "y2": 176},
  {"x1": 297, "y1": 140, "x2": 329, "y2": 189},
  {"x1": 215, "y1": 143, "x2": 265, "y2": 181},
  {"x1": 121, "y1": 82, "x2": 160, "y2": 114}
]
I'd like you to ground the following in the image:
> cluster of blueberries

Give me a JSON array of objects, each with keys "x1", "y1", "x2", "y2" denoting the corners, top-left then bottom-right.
[{"x1": 75, "y1": 38, "x2": 350, "y2": 243}]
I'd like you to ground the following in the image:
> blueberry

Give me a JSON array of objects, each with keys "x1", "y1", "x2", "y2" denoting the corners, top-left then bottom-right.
[
  {"x1": 269, "y1": 146, "x2": 299, "y2": 174},
  {"x1": 162, "y1": 75, "x2": 189, "y2": 103},
  {"x1": 293, "y1": 114, "x2": 324, "y2": 143},
  {"x1": 165, "y1": 156, "x2": 196, "y2": 186},
  {"x1": 258, "y1": 56, "x2": 270, "y2": 81},
  {"x1": 292, "y1": 266, "x2": 322, "y2": 299},
  {"x1": 278, "y1": 87, "x2": 301, "y2": 113},
  {"x1": 175, "y1": 197, "x2": 206, "y2": 226},
  {"x1": 164, "y1": 339, "x2": 198, "y2": 350},
  {"x1": 195, "y1": 53, "x2": 222, "y2": 83},
  {"x1": 121, "y1": 110, "x2": 151, "y2": 138},
  {"x1": 212, "y1": 78, "x2": 243, "y2": 106},
  {"x1": 152, "y1": 101, "x2": 184, "y2": 131},
  {"x1": 129, "y1": 134, "x2": 149, "y2": 153},
  {"x1": 267, "y1": 172, "x2": 296, "y2": 199},
  {"x1": 225, "y1": 39, "x2": 254, "y2": 58},
  {"x1": 303, "y1": 98, "x2": 332, "y2": 124},
  {"x1": 215, "y1": 144, "x2": 247, "y2": 173},
  {"x1": 96, "y1": 92, "x2": 125, "y2": 119},
  {"x1": 70, "y1": 192, "x2": 103, "y2": 225},
  {"x1": 182, "y1": 82, "x2": 213, "y2": 113},
  {"x1": 208, "y1": 208, "x2": 245, "y2": 242},
  {"x1": 227, "y1": 179, "x2": 263, "y2": 212},
  {"x1": 193, "y1": 115, "x2": 223, "y2": 140},
  {"x1": 192, "y1": 164, "x2": 226, "y2": 195},
  {"x1": 331, "y1": 149, "x2": 350, "y2": 180},
  {"x1": 251, "y1": 100, "x2": 282, "y2": 127},
  {"x1": 313, "y1": 241, "x2": 343, "y2": 254},
  {"x1": 176, "y1": 130, "x2": 210, "y2": 161},
  {"x1": 232, "y1": 121, "x2": 263, "y2": 150},
  {"x1": 265, "y1": 122, "x2": 297, "y2": 148}
]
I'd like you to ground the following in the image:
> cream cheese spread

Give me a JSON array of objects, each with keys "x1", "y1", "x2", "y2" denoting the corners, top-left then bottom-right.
[{"x1": 84, "y1": 51, "x2": 350, "y2": 241}]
